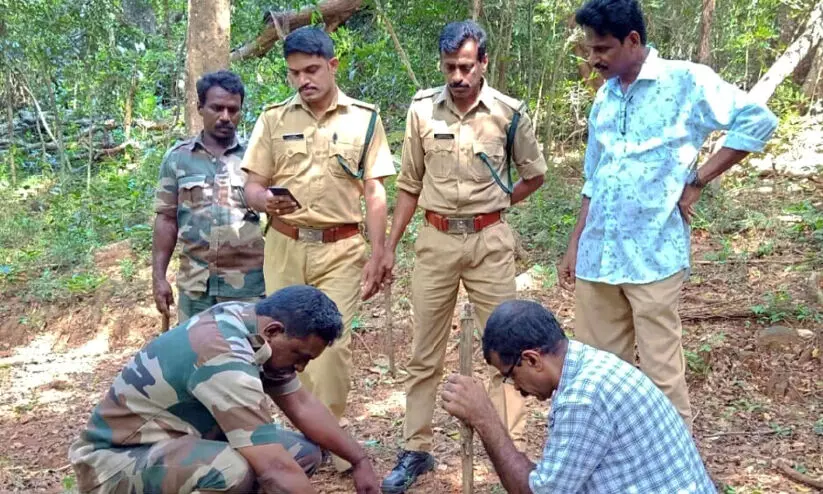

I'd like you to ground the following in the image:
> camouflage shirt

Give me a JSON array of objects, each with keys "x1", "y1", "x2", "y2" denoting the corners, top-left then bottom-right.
[
  {"x1": 69, "y1": 302, "x2": 300, "y2": 492},
  {"x1": 154, "y1": 134, "x2": 265, "y2": 298}
]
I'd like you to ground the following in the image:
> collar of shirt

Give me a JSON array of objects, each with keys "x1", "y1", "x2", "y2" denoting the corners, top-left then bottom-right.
[
  {"x1": 553, "y1": 340, "x2": 585, "y2": 400},
  {"x1": 240, "y1": 304, "x2": 272, "y2": 365},
  {"x1": 606, "y1": 47, "x2": 662, "y2": 97},
  {"x1": 289, "y1": 86, "x2": 352, "y2": 117},
  {"x1": 434, "y1": 78, "x2": 495, "y2": 116},
  {"x1": 187, "y1": 131, "x2": 244, "y2": 155}
]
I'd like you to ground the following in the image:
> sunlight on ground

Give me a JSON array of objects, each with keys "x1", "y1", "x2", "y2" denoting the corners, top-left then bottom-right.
[
  {"x1": 0, "y1": 324, "x2": 129, "y2": 418},
  {"x1": 360, "y1": 390, "x2": 406, "y2": 419}
]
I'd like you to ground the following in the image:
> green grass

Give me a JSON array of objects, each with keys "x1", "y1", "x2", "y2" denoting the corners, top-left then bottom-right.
[{"x1": 0, "y1": 147, "x2": 162, "y2": 300}]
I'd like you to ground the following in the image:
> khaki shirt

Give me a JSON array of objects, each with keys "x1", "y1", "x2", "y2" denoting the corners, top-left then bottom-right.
[
  {"x1": 396, "y1": 81, "x2": 547, "y2": 215},
  {"x1": 154, "y1": 134, "x2": 265, "y2": 297},
  {"x1": 242, "y1": 88, "x2": 396, "y2": 228}
]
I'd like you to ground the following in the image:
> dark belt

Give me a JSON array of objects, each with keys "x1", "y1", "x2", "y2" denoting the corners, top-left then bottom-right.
[
  {"x1": 424, "y1": 210, "x2": 502, "y2": 234},
  {"x1": 270, "y1": 217, "x2": 360, "y2": 243}
]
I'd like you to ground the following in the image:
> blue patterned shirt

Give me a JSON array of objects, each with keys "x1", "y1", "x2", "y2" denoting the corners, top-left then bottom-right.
[
  {"x1": 529, "y1": 341, "x2": 716, "y2": 493},
  {"x1": 577, "y1": 49, "x2": 777, "y2": 284}
]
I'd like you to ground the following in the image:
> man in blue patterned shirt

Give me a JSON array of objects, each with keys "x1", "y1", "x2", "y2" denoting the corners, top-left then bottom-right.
[
  {"x1": 442, "y1": 300, "x2": 715, "y2": 493},
  {"x1": 558, "y1": 0, "x2": 778, "y2": 426}
]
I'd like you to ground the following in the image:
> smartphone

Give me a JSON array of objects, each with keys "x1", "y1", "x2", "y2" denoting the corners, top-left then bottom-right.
[{"x1": 268, "y1": 186, "x2": 302, "y2": 209}]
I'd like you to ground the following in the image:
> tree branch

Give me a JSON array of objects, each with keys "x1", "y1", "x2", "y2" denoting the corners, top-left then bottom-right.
[{"x1": 230, "y1": 0, "x2": 363, "y2": 62}]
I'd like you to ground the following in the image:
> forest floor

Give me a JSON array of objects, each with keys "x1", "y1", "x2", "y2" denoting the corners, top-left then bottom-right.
[{"x1": 0, "y1": 174, "x2": 821, "y2": 494}]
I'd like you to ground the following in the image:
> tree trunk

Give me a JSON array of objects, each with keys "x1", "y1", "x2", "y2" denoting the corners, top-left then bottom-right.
[
  {"x1": 4, "y1": 72, "x2": 15, "y2": 186},
  {"x1": 802, "y1": 44, "x2": 823, "y2": 100},
  {"x1": 375, "y1": 0, "x2": 420, "y2": 88},
  {"x1": 697, "y1": 0, "x2": 715, "y2": 66},
  {"x1": 124, "y1": 67, "x2": 138, "y2": 140},
  {"x1": 46, "y1": 75, "x2": 69, "y2": 173},
  {"x1": 749, "y1": 0, "x2": 823, "y2": 104},
  {"x1": 494, "y1": 0, "x2": 515, "y2": 93},
  {"x1": 230, "y1": 0, "x2": 362, "y2": 62},
  {"x1": 472, "y1": 0, "x2": 482, "y2": 21},
  {"x1": 184, "y1": 0, "x2": 231, "y2": 135}
]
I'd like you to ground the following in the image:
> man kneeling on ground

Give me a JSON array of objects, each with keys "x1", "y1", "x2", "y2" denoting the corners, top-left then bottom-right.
[
  {"x1": 69, "y1": 285, "x2": 380, "y2": 494},
  {"x1": 441, "y1": 299, "x2": 716, "y2": 493}
]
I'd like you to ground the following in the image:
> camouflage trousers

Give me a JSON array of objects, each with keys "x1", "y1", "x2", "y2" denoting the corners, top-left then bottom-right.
[
  {"x1": 83, "y1": 431, "x2": 321, "y2": 494},
  {"x1": 177, "y1": 291, "x2": 263, "y2": 325}
]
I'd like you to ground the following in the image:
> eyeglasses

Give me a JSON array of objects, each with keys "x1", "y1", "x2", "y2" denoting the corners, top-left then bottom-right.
[{"x1": 502, "y1": 353, "x2": 522, "y2": 385}]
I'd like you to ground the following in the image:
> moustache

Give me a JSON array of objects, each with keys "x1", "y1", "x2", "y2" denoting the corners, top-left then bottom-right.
[
  {"x1": 300, "y1": 85, "x2": 317, "y2": 92},
  {"x1": 449, "y1": 83, "x2": 469, "y2": 89},
  {"x1": 594, "y1": 64, "x2": 608, "y2": 71},
  {"x1": 216, "y1": 124, "x2": 235, "y2": 131}
]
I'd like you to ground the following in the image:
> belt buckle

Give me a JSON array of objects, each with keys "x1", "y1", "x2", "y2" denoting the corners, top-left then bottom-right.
[
  {"x1": 447, "y1": 217, "x2": 475, "y2": 234},
  {"x1": 298, "y1": 227, "x2": 324, "y2": 243}
]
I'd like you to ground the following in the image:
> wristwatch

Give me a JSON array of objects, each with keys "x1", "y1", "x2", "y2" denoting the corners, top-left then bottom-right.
[{"x1": 687, "y1": 168, "x2": 705, "y2": 188}]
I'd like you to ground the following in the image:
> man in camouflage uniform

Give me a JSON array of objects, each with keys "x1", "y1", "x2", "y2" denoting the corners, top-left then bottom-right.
[
  {"x1": 243, "y1": 27, "x2": 395, "y2": 472},
  {"x1": 380, "y1": 21, "x2": 547, "y2": 493},
  {"x1": 153, "y1": 70, "x2": 265, "y2": 324},
  {"x1": 69, "y1": 285, "x2": 381, "y2": 494}
]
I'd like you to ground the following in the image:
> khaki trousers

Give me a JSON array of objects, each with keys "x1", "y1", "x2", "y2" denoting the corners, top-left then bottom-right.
[
  {"x1": 574, "y1": 270, "x2": 693, "y2": 426},
  {"x1": 404, "y1": 221, "x2": 526, "y2": 452},
  {"x1": 264, "y1": 229, "x2": 366, "y2": 471}
]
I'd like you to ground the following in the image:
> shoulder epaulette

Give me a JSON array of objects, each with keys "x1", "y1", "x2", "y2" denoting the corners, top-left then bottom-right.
[
  {"x1": 493, "y1": 91, "x2": 525, "y2": 112},
  {"x1": 413, "y1": 86, "x2": 443, "y2": 101},
  {"x1": 263, "y1": 95, "x2": 294, "y2": 111},
  {"x1": 350, "y1": 99, "x2": 377, "y2": 112}
]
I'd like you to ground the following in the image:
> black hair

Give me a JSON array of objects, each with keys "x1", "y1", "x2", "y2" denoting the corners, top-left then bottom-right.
[
  {"x1": 482, "y1": 300, "x2": 568, "y2": 366},
  {"x1": 196, "y1": 70, "x2": 245, "y2": 107},
  {"x1": 575, "y1": 0, "x2": 647, "y2": 45},
  {"x1": 438, "y1": 20, "x2": 487, "y2": 61},
  {"x1": 255, "y1": 285, "x2": 343, "y2": 346},
  {"x1": 283, "y1": 26, "x2": 335, "y2": 60}
]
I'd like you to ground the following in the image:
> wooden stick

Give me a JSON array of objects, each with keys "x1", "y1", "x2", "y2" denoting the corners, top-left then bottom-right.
[
  {"x1": 162, "y1": 313, "x2": 170, "y2": 332},
  {"x1": 384, "y1": 286, "x2": 395, "y2": 377},
  {"x1": 775, "y1": 459, "x2": 823, "y2": 490},
  {"x1": 459, "y1": 302, "x2": 475, "y2": 494}
]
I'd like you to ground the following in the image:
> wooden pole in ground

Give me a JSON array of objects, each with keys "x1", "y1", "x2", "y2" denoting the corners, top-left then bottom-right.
[
  {"x1": 384, "y1": 286, "x2": 395, "y2": 377},
  {"x1": 459, "y1": 302, "x2": 475, "y2": 494}
]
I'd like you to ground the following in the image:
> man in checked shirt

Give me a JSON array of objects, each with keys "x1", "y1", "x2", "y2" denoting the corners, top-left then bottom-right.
[{"x1": 442, "y1": 300, "x2": 716, "y2": 493}]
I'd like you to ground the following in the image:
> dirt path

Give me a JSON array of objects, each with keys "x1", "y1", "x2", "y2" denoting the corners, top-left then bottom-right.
[{"x1": 0, "y1": 234, "x2": 820, "y2": 493}]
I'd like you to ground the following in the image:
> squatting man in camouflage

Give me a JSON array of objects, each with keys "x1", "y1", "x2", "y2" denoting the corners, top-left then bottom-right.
[
  {"x1": 152, "y1": 70, "x2": 266, "y2": 325},
  {"x1": 69, "y1": 285, "x2": 382, "y2": 494}
]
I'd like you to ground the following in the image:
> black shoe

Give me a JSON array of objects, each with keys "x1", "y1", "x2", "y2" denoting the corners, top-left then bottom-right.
[{"x1": 381, "y1": 450, "x2": 435, "y2": 494}]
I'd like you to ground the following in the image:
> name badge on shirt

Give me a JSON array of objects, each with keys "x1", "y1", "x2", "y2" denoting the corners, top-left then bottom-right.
[
  {"x1": 282, "y1": 133, "x2": 304, "y2": 141},
  {"x1": 433, "y1": 133, "x2": 455, "y2": 140}
]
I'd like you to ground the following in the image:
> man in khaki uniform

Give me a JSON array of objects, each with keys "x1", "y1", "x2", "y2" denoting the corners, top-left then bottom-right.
[
  {"x1": 243, "y1": 27, "x2": 395, "y2": 472},
  {"x1": 380, "y1": 21, "x2": 547, "y2": 493}
]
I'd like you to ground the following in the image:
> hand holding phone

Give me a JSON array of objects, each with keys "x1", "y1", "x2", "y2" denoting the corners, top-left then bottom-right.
[{"x1": 266, "y1": 187, "x2": 301, "y2": 217}]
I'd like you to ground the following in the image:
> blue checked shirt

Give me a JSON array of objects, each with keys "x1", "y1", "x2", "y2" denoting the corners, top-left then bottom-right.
[
  {"x1": 529, "y1": 341, "x2": 716, "y2": 493},
  {"x1": 578, "y1": 48, "x2": 778, "y2": 284}
]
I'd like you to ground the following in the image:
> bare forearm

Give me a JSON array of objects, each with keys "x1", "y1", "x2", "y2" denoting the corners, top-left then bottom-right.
[
  {"x1": 568, "y1": 196, "x2": 591, "y2": 247},
  {"x1": 152, "y1": 214, "x2": 177, "y2": 280},
  {"x1": 277, "y1": 390, "x2": 367, "y2": 466},
  {"x1": 245, "y1": 181, "x2": 270, "y2": 212},
  {"x1": 364, "y1": 179, "x2": 388, "y2": 257},
  {"x1": 475, "y1": 416, "x2": 535, "y2": 494},
  {"x1": 511, "y1": 174, "x2": 545, "y2": 205},
  {"x1": 386, "y1": 189, "x2": 419, "y2": 251},
  {"x1": 698, "y1": 147, "x2": 749, "y2": 184}
]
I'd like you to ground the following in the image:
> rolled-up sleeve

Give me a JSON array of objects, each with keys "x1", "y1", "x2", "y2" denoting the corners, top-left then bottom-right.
[
  {"x1": 396, "y1": 106, "x2": 425, "y2": 195},
  {"x1": 581, "y1": 97, "x2": 604, "y2": 199},
  {"x1": 693, "y1": 65, "x2": 778, "y2": 152},
  {"x1": 154, "y1": 149, "x2": 178, "y2": 217}
]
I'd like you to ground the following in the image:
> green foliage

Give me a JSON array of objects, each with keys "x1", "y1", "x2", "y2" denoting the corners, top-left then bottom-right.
[{"x1": 750, "y1": 288, "x2": 823, "y2": 325}]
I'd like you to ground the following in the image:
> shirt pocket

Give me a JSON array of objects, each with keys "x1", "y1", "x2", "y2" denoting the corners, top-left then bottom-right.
[
  {"x1": 329, "y1": 139, "x2": 364, "y2": 180},
  {"x1": 470, "y1": 140, "x2": 507, "y2": 183},
  {"x1": 229, "y1": 172, "x2": 259, "y2": 223},
  {"x1": 177, "y1": 174, "x2": 211, "y2": 208},
  {"x1": 423, "y1": 136, "x2": 455, "y2": 179},
  {"x1": 273, "y1": 137, "x2": 309, "y2": 176}
]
